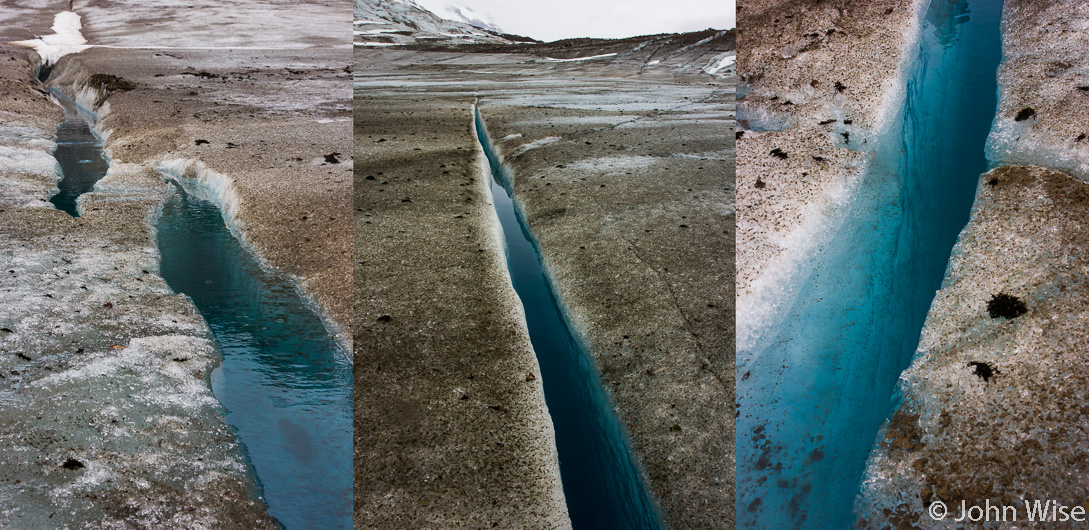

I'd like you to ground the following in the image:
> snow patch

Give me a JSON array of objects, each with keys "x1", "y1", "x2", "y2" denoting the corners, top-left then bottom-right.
[
  {"x1": 544, "y1": 53, "x2": 617, "y2": 62},
  {"x1": 157, "y1": 159, "x2": 245, "y2": 236},
  {"x1": 704, "y1": 54, "x2": 736, "y2": 75},
  {"x1": 10, "y1": 11, "x2": 89, "y2": 66},
  {"x1": 512, "y1": 136, "x2": 561, "y2": 156}
]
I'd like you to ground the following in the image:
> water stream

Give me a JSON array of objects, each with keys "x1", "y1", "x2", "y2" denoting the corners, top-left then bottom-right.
[
  {"x1": 736, "y1": 1, "x2": 1003, "y2": 527},
  {"x1": 157, "y1": 181, "x2": 352, "y2": 529},
  {"x1": 48, "y1": 89, "x2": 107, "y2": 216},
  {"x1": 473, "y1": 105, "x2": 661, "y2": 530}
]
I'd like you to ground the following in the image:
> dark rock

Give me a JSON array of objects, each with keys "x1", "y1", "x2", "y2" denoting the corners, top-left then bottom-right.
[
  {"x1": 769, "y1": 148, "x2": 788, "y2": 159},
  {"x1": 88, "y1": 74, "x2": 136, "y2": 92},
  {"x1": 61, "y1": 458, "x2": 84, "y2": 470},
  {"x1": 987, "y1": 293, "x2": 1027, "y2": 319},
  {"x1": 755, "y1": 177, "x2": 766, "y2": 189},
  {"x1": 324, "y1": 153, "x2": 341, "y2": 164},
  {"x1": 194, "y1": 139, "x2": 209, "y2": 146},
  {"x1": 967, "y1": 361, "x2": 999, "y2": 382},
  {"x1": 377, "y1": 314, "x2": 392, "y2": 323},
  {"x1": 1014, "y1": 108, "x2": 1036, "y2": 122}
]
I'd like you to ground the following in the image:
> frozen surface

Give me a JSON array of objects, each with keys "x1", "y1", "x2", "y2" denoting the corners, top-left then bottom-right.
[
  {"x1": 476, "y1": 106, "x2": 661, "y2": 530},
  {"x1": 984, "y1": 0, "x2": 1089, "y2": 182},
  {"x1": 157, "y1": 179, "x2": 352, "y2": 529},
  {"x1": 10, "y1": 11, "x2": 88, "y2": 66},
  {"x1": 737, "y1": 0, "x2": 1002, "y2": 527},
  {"x1": 544, "y1": 53, "x2": 618, "y2": 62},
  {"x1": 857, "y1": 166, "x2": 1089, "y2": 528},
  {"x1": 857, "y1": 1, "x2": 1089, "y2": 526},
  {"x1": 356, "y1": 26, "x2": 733, "y2": 527}
]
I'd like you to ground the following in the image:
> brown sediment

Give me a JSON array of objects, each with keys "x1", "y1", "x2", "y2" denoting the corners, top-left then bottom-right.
[
  {"x1": 735, "y1": 0, "x2": 921, "y2": 349},
  {"x1": 0, "y1": 1, "x2": 350, "y2": 525},
  {"x1": 354, "y1": 29, "x2": 733, "y2": 527},
  {"x1": 46, "y1": 46, "x2": 353, "y2": 347},
  {"x1": 480, "y1": 88, "x2": 735, "y2": 528},
  {"x1": 353, "y1": 71, "x2": 570, "y2": 529},
  {"x1": 986, "y1": 0, "x2": 1089, "y2": 181},
  {"x1": 0, "y1": 43, "x2": 278, "y2": 529},
  {"x1": 857, "y1": 2, "x2": 1089, "y2": 527},
  {"x1": 855, "y1": 166, "x2": 1089, "y2": 529}
]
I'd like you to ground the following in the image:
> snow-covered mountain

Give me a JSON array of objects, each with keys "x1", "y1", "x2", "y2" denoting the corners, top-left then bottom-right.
[
  {"x1": 428, "y1": 3, "x2": 503, "y2": 34},
  {"x1": 354, "y1": 0, "x2": 514, "y2": 46}
]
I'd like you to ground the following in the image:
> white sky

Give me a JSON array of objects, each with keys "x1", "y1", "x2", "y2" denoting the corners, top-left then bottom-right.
[{"x1": 411, "y1": 0, "x2": 735, "y2": 42}]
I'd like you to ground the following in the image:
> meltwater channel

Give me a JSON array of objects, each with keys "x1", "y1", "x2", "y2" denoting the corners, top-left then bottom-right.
[
  {"x1": 474, "y1": 105, "x2": 661, "y2": 529},
  {"x1": 736, "y1": 0, "x2": 1003, "y2": 528},
  {"x1": 48, "y1": 89, "x2": 107, "y2": 216},
  {"x1": 157, "y1": 181, "x2": 352, "y2": 529}
]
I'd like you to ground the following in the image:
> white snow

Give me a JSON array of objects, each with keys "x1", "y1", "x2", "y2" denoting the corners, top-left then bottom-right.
[
  {"x1": 544, "y1": 53, "x2": 618, "y2": 62},
  {"x1": 647, "y1": 59, "x2": 661, "y2": 65},
  {"x1": 703, "y1": 54, "x2": 736, "y2": 75},
  {"x1": 512, "y1": 136, "x2": 561, "y2": 156},
  {"x1": 10, "y1": 11, "x2": 89, "y2": 66}
]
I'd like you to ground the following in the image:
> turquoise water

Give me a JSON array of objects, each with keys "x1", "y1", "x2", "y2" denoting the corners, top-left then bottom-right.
[
  {"x1": 736, "y1": 1, "x2": 1003, "y2": 528},
  {"x1": 48, "y1": 90, "x2": 108, "y2": 216},
  {"x1": 157, "y1": 182, "x2": 352, "y2": 529},
  {"x1": 474, "y1": 107, "x2": 661, "y2": 529}
]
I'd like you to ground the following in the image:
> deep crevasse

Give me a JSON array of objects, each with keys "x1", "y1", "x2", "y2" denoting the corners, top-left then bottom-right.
[{"x1": 736, "y1": 1, "x2": 1004, "y2": 527}]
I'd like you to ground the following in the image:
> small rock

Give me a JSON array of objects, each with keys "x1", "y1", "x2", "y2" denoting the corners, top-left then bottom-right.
[
  {"x1": 987, "y1": 292, "x2": 1027, "y2": 319},
  {"x1": 61, "y1": 458, "x2": 84, "y2": 470},
  {"x1": 968, "y1": 361, "x2": 999, "y2": 382},
  {"x1": 1014, "y1": 108, "x2": 1036, "y2": 122}
]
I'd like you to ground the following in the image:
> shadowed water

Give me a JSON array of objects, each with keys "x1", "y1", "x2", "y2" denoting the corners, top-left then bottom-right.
[
  {"x1": 472, "y1": 105, "x2": 657, "y2": 528},
  {"x1": 157, "y1": 183, "x2": 352, "y2": 530},
  {"x1": 49, "y1": 89, "x2": 107, "y2": 216},
  {"x1": 736, "y1": 0, "x2": 1003, "y2": 528},
  {"x1": 474, "y1": 106, "x2": 661, "y2": 530}
]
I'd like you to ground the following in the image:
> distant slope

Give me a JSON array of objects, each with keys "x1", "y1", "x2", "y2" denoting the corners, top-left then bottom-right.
[{"x1": 354, "y1": 0, "x2": 527, "y2": 46}]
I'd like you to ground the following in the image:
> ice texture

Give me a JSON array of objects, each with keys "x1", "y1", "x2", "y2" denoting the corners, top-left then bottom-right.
[{"x1": 10, "y1": 11, "x2": 89, "y2": 66}]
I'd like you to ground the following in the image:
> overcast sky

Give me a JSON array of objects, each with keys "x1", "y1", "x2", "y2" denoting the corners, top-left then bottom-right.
[{"x1": 411, "y1": 0, "x2": 735, "y2": 42}]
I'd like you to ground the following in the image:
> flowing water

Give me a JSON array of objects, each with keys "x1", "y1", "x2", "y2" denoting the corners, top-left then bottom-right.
[
  {"x1": 157, "y1": 182, "x2": 352, "y2": 529},
  {"x1": 474, "y1": 106, "x2": 661, "y2": 530},
  {"x1": 49, "y1": 89, "x2": 108, "y2": 216},
  {"x1": 736, "y1": 0, "x2": 1003, "y2": 527}
]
